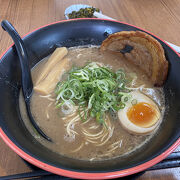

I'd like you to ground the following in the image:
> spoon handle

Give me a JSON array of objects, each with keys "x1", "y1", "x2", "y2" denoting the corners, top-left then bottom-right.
[
  {"x1": 1, "y1": 20, "x2": 52, "y2": 142},
  {"x1": 1, "y1": 20, "x2": 33, "y2": 100}
]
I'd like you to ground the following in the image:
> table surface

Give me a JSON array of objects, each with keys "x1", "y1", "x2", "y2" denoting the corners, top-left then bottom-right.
[{"x1": 0, "y1": 0, "x2": 180, "y2": 179}]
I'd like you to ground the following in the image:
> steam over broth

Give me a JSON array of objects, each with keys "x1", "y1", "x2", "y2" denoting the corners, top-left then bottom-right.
[{"x1": 19, "y1": 47, "x2": 165, "y2": 160}]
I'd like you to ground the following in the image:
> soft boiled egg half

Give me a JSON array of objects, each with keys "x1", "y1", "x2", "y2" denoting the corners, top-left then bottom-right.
[{"x1": 118, "y1": 91, "x2": 161, "y2": 134}]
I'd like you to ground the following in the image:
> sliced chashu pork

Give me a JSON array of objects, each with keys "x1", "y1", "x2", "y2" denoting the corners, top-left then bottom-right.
[{"x1": 100, "y1": 31, "x2": 168, "y2": 86}]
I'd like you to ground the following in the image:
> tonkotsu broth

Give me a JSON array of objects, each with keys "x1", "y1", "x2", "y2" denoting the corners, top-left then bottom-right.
[{"x1": 19, "y1": 46, "x2": 165, "y2": 160}]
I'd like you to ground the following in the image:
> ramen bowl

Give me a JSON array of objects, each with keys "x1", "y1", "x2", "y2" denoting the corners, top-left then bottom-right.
[{"x1": 0, "y1": 19, "x2": 179, "y2": 179}]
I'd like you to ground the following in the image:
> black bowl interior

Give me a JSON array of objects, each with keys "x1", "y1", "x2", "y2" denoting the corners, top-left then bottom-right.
[{"x1": 0, "y1": 19, "x2": 180, "y2": 173}]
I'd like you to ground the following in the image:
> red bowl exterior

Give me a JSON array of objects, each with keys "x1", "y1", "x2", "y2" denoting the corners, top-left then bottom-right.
[{"x1": 0, "y1": 18, "x2": 180, "y2": 179}]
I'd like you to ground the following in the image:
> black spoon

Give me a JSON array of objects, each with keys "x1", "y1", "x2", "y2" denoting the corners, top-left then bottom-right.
[{"x1": 1, "y1": 20, "x2": 52, "y2": 142}]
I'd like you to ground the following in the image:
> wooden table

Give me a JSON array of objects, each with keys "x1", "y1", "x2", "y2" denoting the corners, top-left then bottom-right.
[{"x1": 0, "y1": 0, "x2": 179, "y2": 179}]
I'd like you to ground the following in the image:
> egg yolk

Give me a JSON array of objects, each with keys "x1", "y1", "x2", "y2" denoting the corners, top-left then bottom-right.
[{"x1": 127, "y1": 102, "x2": 158, "y2": 128}]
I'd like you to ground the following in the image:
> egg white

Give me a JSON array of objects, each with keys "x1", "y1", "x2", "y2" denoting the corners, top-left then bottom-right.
[{"x1": 118, "y1": 91, "x2": 161, "y2": 134}]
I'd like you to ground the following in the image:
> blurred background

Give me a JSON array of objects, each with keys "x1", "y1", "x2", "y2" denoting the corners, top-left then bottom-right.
[{"x1": 0, "y1": 0, "x2": 180, "y2": 55}]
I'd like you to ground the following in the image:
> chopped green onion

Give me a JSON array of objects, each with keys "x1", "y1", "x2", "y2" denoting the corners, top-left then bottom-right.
[
  {"x1": 55, "y1": 62, "x2": 132, "y2": 124},
  {"x1": 131, "y1": 99, "x2": 137, "y2": 105}
]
